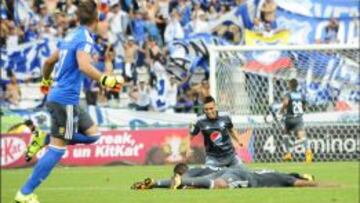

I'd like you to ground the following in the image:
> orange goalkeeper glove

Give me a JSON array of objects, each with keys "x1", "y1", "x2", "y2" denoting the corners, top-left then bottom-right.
[
  {"x1": 40, "y1": 78, "x2": 53, "y2": 94},
  {"x1": 99, "y1": 75, "x2": 124, "y2": 92}
]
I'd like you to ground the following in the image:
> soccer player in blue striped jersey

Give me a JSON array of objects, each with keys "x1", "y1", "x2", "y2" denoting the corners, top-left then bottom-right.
[{"x1": 15, "y1": 1, "x2": 123, "y2": 202}]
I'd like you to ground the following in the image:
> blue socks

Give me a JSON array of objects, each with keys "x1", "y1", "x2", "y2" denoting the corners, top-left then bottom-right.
[
  {"x1": 43, "y1": 133, "x2": 99, "y2": 145},
  {"x1": 20, "y1": 133, "x2": 99, "y2": 195},
  {"x1": 21, "y1": 146, "x2": 65, "y2": 195},
  {"x1": 68, "y1": 133, "x2": 100, "y2": 145}
]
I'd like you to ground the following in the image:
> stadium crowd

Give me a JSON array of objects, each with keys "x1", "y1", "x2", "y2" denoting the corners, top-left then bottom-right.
[{"x1": 0, "y1": 0, "x2": 342, "y2": 112}]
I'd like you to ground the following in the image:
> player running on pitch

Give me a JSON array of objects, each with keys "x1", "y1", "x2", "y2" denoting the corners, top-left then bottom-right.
[
  {"x1": 131, "y1": 163, "x2": 317, "y2": 190},
  {"x1": 280, "y1": 79, "x2": 312, "y2": 163},
  {"x1": 15, "y1": 1, "x2": 124, "y2": 203},
  {"x1": 186, "y1": 96, "x2": 245, "y2": 168}
]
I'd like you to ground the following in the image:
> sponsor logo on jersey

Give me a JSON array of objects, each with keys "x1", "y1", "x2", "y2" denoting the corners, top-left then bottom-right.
[{"x1": 210, "y1": 131, "x2": 223, "y2": 145}]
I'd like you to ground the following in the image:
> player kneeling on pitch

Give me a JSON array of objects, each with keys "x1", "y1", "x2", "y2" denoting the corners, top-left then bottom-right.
[
  {"x1": 186, "y1": 96, "x2": 244, "y2": 168},
  {"x1": 131, "y1": 163, "x2": 317, "y2": 190}
]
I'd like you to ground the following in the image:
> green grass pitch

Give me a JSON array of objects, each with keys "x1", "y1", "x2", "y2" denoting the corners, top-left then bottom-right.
[{"x1": 2, "y1": 162, "x2": 359, "y2": 203}]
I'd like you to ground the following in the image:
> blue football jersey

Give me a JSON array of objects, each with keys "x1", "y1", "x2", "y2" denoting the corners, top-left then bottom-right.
[{"x1": 47, "y1": 26, "x2": 95, "y2": 105}]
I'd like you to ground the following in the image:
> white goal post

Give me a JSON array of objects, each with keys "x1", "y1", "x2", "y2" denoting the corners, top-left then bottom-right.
[{"x1": 208, "y1": 44, "x2": 360, "y2": 162}]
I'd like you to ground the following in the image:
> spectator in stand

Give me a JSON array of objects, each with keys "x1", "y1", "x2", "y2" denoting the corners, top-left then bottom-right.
[
  {"x1": 123, "y1": 36, "x2": 140, "y2": 84},
  {"x1": 144, "y1": 11, "x2": 162, "y2": 47},
  {"x1": 207, "y1": 5, "x2": 220, "y2": 22},
  {"x1": 206, "y1": 0, "x2": 221, "y2": 12},
  {"x1": 192, "y1": 1, "x2": 204, "y2": 19},
  {"x1": 107, "y1": 1, "x2": 129, "y2": 45},
  {"x1": 259, "y1": 0, "x2": 277, "y2": 30},
  {"x1": 178, "y1": 0, "x2": 192, "y2": 26},
  {"x1": 219, "y1": 3, "x2": 231, "y2": 15},
  {"x1": 23, "y1": 21, "x2": 39, "y2": 42},
  {"x1": 324, "y1": 18, "x2": 340, "y2": 44},
  {"x1": 105, "y1": 58, "x2": 121, "y2": 106},
  {"x1": 53, "y1": 11, "x2": 68, "y2": 37},
  {"x1": 6, "y1": 21, "x2": 24, "y2": 48},
  {"x1": 146, "y1": 36, "x2": 162, "y2": 65},
  {"x1": 131, "y1": 10, "x2": 147, "y2": 47},
  {"x1": 39, "y1": 3, "x2": 54, "y2": 28},
  {"x1": 129, "y1": 80, "x2": 152, "y2": 111},
  {"x1": 164, "y1": 9, "x2": 184, "y2": 44},
  {"x1": 65, "y1": 0, "x2": 78, "y2": 20},
  {"x1": 235, "y1": 0, "x2": 245, "y2": 5},
  {"x1": 175, "y1": 88, "x2": 194, "y2": 113},
  {"x1": 252, "y1": 17, "x2": 265, "y2": 33},
  {"x1": 166, "y1": 75, "x2": 179, "y2": 110},
  {"x1": 5, "y1": 71, "x2": 21, "y2": 106},
  {"x1": 158, "y1": 0, "x2": 170, "y2": 20},
  {"x1": 191, "y1": 9, "x2": 208, "y2": 34},
  {"x1": 145, "y1": 0, "x2": 159, "y2": 21},
  {"x1": 0, "y1": 17, "x2": 9, "y2": 47},
  {"x1": 195, "y1": 79, "x2": 210, "y2": 103}
]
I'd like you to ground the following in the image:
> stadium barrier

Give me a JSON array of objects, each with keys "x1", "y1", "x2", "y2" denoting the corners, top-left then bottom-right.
[
  {"x1": 252, "y1": 123, "x2": 360, "y2": 162},
  {"x1": 2, "y1": 128, "x2": 203, "y2": 169},
  {"x1": 2, "y1": 124, "x2": 359, "y2": 169}
]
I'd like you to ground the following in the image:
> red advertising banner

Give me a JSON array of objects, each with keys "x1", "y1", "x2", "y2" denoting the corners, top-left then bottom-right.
[{"x1": 1, "y1": 128, "x2": 254, "y2": 169}]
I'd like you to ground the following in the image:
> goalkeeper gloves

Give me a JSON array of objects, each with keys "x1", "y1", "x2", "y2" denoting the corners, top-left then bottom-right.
[
  {"x1": 99, "y1": 75, "x2": 124, "y2": 92},
  {"x1": 40, "y1": 78, "x2": 53, "y2": 94}
]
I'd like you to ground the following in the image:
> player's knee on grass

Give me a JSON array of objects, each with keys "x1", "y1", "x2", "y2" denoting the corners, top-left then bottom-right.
[{"x1": 213, "y1": 178, "x2": 228, "y2": 189}]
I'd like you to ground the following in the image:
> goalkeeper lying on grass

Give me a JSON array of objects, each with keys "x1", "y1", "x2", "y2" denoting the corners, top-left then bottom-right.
[{"x1": 131, "y1": 163, "x2": 317, "y2": 190}]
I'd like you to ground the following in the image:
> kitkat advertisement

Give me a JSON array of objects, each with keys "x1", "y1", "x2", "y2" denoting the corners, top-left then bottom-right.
[{"x1": 1, "y1": 128, "x2": 255, "y2": 169}]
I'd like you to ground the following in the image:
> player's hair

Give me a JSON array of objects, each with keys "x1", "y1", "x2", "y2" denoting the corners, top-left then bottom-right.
[
  {"x1": 24, "y1": 119, "x2": 34, "y2": 127},
  {"x1": 77, "y1": 0, "x2": 98, "y2": 25},
  {"x1": 173, "y1": 163, "x2": 189, "y2": 175},
  {"x1": 203, "y1": 96, "x2": 216, "y2": 104},
  {"x1": 288, "y1": 78, "x2": 298, "y2": 90}
]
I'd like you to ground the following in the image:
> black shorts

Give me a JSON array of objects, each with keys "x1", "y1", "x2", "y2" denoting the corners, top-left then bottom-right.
[
  {"x1": 284, "y1": 117, "x2": 304, "y2": 132},
  {"x1": 47, "y1": 101, "x2": 94, "y2": 140}
]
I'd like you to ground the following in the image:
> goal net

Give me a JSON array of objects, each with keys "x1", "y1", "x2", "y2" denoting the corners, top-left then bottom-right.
[{"x1": 209, "y1": 44, "x2": 360, "y2": 162}]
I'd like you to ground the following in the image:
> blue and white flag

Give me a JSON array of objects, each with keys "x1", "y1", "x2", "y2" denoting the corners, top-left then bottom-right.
[
  {"x1": 275, "y1": 0, "x2": 359, "y2": 44},
  {"x1": 166, "y1": 33, "x2": 230, "y2": 81},
  {"x1": 14, "y1": 0, "x2": 39, "y2": 26},
  {"x1": 0, "y1": 38, "x2": 58, "y2": 80},
  {"x1": 0, "y1": 0, "x2": 8, "y2": 19}
]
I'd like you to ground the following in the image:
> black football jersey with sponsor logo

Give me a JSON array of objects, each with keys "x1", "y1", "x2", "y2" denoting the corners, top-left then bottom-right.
[{"x1": 190, "y1": 112, "x2": 235, "y2": 158}]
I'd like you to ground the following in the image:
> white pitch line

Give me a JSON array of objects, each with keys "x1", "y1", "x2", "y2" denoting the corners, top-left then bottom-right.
[{"x1": 5, "y1": 187, "x2": 121, "y2": 192}]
